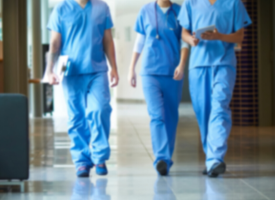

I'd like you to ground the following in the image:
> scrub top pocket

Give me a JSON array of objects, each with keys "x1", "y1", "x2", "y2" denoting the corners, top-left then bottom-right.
[
  {"x1": 166, "y1": 15, "x2": 178, "y2": 31},
  {"x1": 145, "y1": 37, "x2": 160, "y2": 62}
]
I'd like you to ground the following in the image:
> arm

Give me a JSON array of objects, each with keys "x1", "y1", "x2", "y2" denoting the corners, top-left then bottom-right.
[
  {"x1": 174, "y1": 48, "x2": 189, "y2": 81},
  {"x1": 128, "y1": 33, "x2": 145, "y2": 87},
  {"x1": 201, "y1": 28, "x2": 245, "y2": 43},
  {"x1": 103, "y1": 29, "x2": 119, "y2": 87},
  {"x1": 128, "y1": 52, "x2": 141, "y2": 88},
  {"x1": 182, "y1": 28, "x2": 200, "y2": 47},
  {"x1": 46, "y1": 31, "x2": 61, "y2": 85}
]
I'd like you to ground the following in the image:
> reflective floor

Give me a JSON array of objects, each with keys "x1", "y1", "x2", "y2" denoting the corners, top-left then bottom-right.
[{"x1": 1, "y1": 103, "x2": 275, "y2": 200}]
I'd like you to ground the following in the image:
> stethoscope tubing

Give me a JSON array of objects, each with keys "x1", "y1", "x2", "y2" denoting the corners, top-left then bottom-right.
[{"x1": 154, "y1": 1, "x2": 178, "y2": 40}]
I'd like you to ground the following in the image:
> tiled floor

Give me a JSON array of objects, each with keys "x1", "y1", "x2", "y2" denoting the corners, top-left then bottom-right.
[{"x1": 1, "y1": 102, "x2": 275, "y2": 200}]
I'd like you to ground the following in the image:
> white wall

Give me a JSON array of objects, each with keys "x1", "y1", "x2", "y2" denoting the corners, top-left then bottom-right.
[{"x1": 114, "y1": 13, "x2": 145, "y2": 101}]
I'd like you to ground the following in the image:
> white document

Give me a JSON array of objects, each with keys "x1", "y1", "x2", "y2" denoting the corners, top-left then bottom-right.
[
  {"x1": 195, "y1": 25, "x2": 216, "y2": 40},
  {"x1": 42, "y1": 55, "x2": 69, "y2": 83}
]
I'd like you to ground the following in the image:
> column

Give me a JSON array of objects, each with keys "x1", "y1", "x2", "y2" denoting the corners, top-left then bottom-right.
[
  {"x1": 31, "y1": 0, "x2": 43, "y2": 117},
  {"x1": 41, "y1": 0, "x2": 49, "y2": 44},
  {"x1": 2, "y1": 0, "x2": 28, "y2": 95}
]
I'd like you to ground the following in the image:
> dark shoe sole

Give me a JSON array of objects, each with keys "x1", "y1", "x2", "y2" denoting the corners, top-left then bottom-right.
[
  {"x1": 77, "y1": 172, "x2": 89, "y2": 178},
  {"x1": 96, "y1": 166, "x2": 108, "y2": 176},
  {"x1": 202, "y1": 168, "x2": 207, "y2": 175},
  {"x1": 156, "y1": 160, "x2": 168, "y2": 176},
  {"x1": 208, "y1": 163, "x2": 226, "y2": 178},
  {"x1": 96, "y1": 172, "x2": 108, "y2": 176}
]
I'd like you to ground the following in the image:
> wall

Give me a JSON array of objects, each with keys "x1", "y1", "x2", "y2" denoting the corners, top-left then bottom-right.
[
  {"x1": 114, "y1": 13, "x2": 145, "y2": 101},
  {"x1": 230, "y1": 0, "x2": 259, "y2": 126},
  {"x1": 257, "y1": 0, "x2": 275, "y2": 126}
]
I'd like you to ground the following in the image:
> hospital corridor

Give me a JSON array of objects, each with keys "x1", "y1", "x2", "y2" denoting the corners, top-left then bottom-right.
[
  {"x1": 2, "y1": 103, "x2": 275, "y2": 199},
  {"x1": 1, "y1": 0, "x2": 275, "y2": 199}
]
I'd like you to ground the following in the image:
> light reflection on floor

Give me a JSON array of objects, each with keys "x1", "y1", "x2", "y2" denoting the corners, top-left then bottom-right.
[{"x1": 1, "y1": 103, "x2": 275, "y2": 200}]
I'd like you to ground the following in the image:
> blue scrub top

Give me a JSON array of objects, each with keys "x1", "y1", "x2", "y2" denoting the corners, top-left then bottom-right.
[
  {"x1": 47, "y1": 0, "x2": 113, "y2": 75},
  {"x1": 178, "y1": 0, "x2": 252, "y2": 69},
  {"x1": 135, "y1": 2, "x2": 183, "y2": 76}
]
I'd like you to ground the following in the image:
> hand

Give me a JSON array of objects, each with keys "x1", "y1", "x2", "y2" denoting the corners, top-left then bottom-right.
[
  {"x1": 110, "y1": 68, "x2": 119, "y2": 87},
  {"x1": 173, "y1": 66, "x2": 184, "y2": 81},
  {"x1": 128, "y1": 69, "x2": 137, "y2": 88},
  {"x1": 189, "y1": 32, "x2": 200, "y2": 47},
  {"x1": 201, "y1": 28, "x2": 221, "y2": 41},
  {"x1": 47, "y1": 71, "x2": 59, "y2": 85}
]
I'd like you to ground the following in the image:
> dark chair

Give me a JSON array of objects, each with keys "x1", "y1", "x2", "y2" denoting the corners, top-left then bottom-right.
[{"x1": 0, "y1": 94, "x2": 29, "y2": 187}]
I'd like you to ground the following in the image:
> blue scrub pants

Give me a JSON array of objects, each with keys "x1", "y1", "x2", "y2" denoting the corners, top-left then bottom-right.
[
  {"x1": 142, "y1": 75, "x2": 184, "y2": 171},
  {"x1": 62, "y1": 72, "x2": 112, "y2": 169},
  {"x1": 189, "y1": 66, "x2": 236, "y2": 171}
]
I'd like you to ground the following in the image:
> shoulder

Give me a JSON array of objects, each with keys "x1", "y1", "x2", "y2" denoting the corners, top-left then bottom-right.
[
  {"x1": 232, "y1": 0, "x2": 242, "y2": 4},
  {"x1": 183, "y1": 0, "x2": 198, "y2": 6},
  {"x1": 140, "y1": 2, "x2": 154, "y2": 13},
  {"x1": 92, "y1": 0, "x2": 112, "y2": 14},
  {"x1": 53, "y1": 1, "x2": 65, "y2": 11},
  {"x1": 56, "y1": 1, "x2": 72, "y2": 10},
  {"x1": 219, "y1": 0, "x2": 239, "y2": 9},
  {"x1": 52, "y1": 1, "x2": 72, "y2": 15},
  {"x1": 92, "y1": 0, "x2": 109, "y2": 8},
  {"x1": 233, "y1": 0, "x2": 244, "y2": 6},
  {"x1": 172, "y1": 3, "x2": 181, "y2": 12},
  {"x1": 183, "y1": 0, "x2": 191, "y2": 4}
]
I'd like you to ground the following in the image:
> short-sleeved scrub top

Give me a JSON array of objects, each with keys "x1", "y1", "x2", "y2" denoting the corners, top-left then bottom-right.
[
  {"x1": 135, "y1": 2, "x2": 183, "y2": 76},
  {"x1": 47, "y1": 0, "x2": 113, "y2": 75},
  {"x1": 178, "y1": 0, "x2": 252, "y2": 69}
]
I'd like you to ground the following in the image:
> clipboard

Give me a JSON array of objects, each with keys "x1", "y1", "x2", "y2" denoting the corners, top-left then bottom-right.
[{"x1": 42, "y1": 55, "x2": 70, "y2": 83}]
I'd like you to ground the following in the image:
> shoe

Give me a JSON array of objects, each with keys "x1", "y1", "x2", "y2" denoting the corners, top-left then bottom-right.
[
  {"x1": 76, "y1": 166, "x2": 90, "y2": 177},
  {"x1": 207, "y1": 162, "x2": 226, "y2": 178},
  {"x1": 202, "y1": 168, "x2": 207, "y2": 175},
  {"x1": 96, "y1": 164, "x2": 108, "y2": 176},
  {"x1": 156, "y1": 160, "x2": 168, "y2": 176}
]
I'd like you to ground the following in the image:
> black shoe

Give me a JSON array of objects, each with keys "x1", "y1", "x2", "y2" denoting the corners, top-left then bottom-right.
[
  {"x1": 207, "y1": 162, "x2": 226, "y2": 178},
  {"x1": 156, "y1": 160, "x2": 168, "y2": 176},
  {"x1": 202, "y1": 168, "x2": 207, "y2": 175}
]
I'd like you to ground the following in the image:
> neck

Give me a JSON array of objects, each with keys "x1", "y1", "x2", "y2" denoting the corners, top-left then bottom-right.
[
  {"x1": 157, "y1": 0, "x2": 171, "y2": 8},
  {"x1": 75, "y1": 0, "x2": 89, "y2": 7},
  {"x1": 209, "y1": 0, "x2": 217, "y2": 5}
]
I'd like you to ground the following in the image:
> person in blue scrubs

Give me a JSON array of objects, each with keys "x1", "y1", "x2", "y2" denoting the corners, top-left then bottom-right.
[
  {"x1": 47, "y1": 0, "x2": 119, "y2": 177},
  {"x1": 178, "y1": 0, "x2": 252, "y2": 177},
  {"x1": 128, "y1": 0, "x2": 189, "y2": 176}
]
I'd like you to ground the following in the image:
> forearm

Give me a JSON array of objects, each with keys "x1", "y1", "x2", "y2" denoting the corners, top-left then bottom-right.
[
  {"x1": 46, "y1": 31, "x2": 61, "y2": 73},
  {"x1": 178, "y1": 48, "x2": 189, "y2": 70},
  {"x1": 129, "y1": 52, "x2": 140, "y2": 72},
  {"x1": 46, "y1": 51, "x2": 59, "y2": 73},
  {"x1": 104, "y1": 39, "x2": 118, "y2": 71},
  {"x1": 218, "y1": 29, "x2": 244, "y2": 43},
  {"x1": 182, "y1": 29, "x2": 193, "y2": 45}
]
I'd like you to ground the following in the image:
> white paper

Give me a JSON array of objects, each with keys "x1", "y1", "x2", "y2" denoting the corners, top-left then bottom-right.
[
  {"x1": 42, "y1": 55, "x2": 69, "y2": 83},
  {"x1": 195, "y1": 25, "x2": 216, "y2": 40}
]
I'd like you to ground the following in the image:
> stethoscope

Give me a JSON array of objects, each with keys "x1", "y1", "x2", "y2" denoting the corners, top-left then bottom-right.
[{"x1": 155, "y1": 1, "x2": 178, "y2": 40}]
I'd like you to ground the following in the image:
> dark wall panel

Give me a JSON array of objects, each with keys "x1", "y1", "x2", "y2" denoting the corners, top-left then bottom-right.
[{"x1": 230, "y1": 0, "x2": 259, "y2": 126}]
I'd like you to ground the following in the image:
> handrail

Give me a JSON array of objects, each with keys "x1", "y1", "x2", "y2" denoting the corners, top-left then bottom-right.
[{"x1": 28, "y1": 79, "x2": 42, "y2": 84}]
